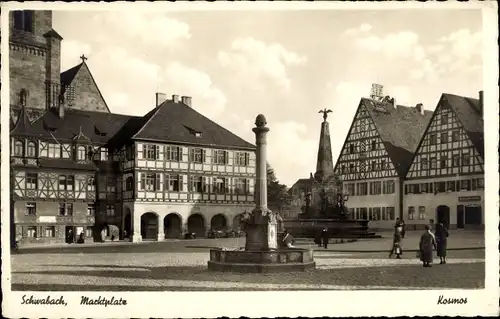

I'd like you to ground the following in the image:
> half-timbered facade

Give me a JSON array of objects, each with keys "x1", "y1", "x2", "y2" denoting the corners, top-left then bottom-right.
[
  {"x1": 404, "y1": 92, "x2": 484, "y2": 229},
  {"x1": 333, "y1": 88, "x2": 433, "y2": 229},
  {"x1": 9, "y1": 10, "x2": 256, "y2": 245}
]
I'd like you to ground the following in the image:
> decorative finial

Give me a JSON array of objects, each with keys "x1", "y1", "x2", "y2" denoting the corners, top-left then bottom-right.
[
  {"x1": 318, "y1": 108, "x2": 332, "y2": 122},
  {"x1": 255, "y1": 114, "x2": 267, "y2": 127},
  {"x1": 80, "y1": 54, "x2": 88, "y2": 63}
]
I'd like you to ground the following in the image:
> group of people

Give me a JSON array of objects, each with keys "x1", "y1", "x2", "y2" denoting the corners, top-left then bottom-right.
[
  {"x1": 314, "y1": 228, "x2": 330, "y2": 249},
  {"x1": 389, "y1": 217, "x2": 450, "y2": 267}
]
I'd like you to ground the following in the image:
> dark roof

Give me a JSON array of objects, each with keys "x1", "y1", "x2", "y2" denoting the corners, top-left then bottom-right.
[
  {"x1": 43, "y1": 29, "x2": 63, "y2": 41},
  {"x1": 132, "y1": 100, "x2": 255, "y2": 150},
  {"x1": 10, "y1": 106, "x2": 41, "y2": 137},
  {"x1": 38, "y1": 158, "x2": 98, "y2": 172},
  {"x1": 289, "y1": 178, "x2": 312, "y2": 193},
  {"x1": 60, "y1": 63, "x2": 83, "y2": 89},
  {"x1": 441, "y1": 93, "x2": 484, "y2": 158},
  {"x1": 361, "y1": 98, "x2": 433, "y2": 177}
]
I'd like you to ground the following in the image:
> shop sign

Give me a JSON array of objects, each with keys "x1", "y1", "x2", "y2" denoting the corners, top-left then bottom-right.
[
  {"x1": 38, "y1": 216, "x2": 56, "y2": 223},
  {"x1": 458, "y1": 196, "x2": 481, "y2": 202}
]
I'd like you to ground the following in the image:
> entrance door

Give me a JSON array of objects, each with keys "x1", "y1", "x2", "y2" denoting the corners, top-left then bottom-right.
[
  {"x1": 65, "y1": 226, "x2": 75, "y2": 243},
  {"x1": 457, "y1": 205, "x2": 465, "y2": 229},
  {"x1": 465, "y1": 205, "x2": 482, "y2": 226},
  {"x1": 436, "y1": 205, "x2": 450, "y2": 229}
]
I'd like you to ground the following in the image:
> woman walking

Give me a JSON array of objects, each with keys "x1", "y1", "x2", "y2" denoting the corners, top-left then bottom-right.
[
  {"x1": 435, "y1": 222, "x2": 449, "y2": 264},
  {"x1": 389, "y1": 227, "x2": 403, "y2": 259},
  {"x1": 419, "y1": 225, "x2": 437, "y2": 267}
]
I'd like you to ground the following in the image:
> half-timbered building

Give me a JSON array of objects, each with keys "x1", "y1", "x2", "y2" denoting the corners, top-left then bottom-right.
[
  {"x1": 9, "y1": 10, "x2": 256, "y2": 245},
  {"x1": 404, "y1": 92, "x2": 484, "y2": 229},
  {"x1": 333, "y1": 85, "x2": 433, "y2": 229}
]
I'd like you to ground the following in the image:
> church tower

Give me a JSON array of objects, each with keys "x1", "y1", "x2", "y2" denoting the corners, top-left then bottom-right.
[{"x1": 9, "y1": 10, "x2": 63, "y2": 122}]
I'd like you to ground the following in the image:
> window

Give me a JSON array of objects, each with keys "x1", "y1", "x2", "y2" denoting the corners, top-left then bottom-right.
[
  {"x1": 190, "y1": 175, "x2": 204, "y2": 193},
  {"x1": 61, "y1": 145, "x2": 71, "y2": 159},
  {"x1": 440, "y1": 155, "x2": 447, "y2": 168},
  {"x1": 371, "y1": 161, "x2": 377, "y2": 171},
  {"x1": 441, "y1": 132, "x2": 448, "y2": 143},
  {"x1": 446, "y1": 181, "x2": 456, "y2": 192},
  {"x1": 408, "y1": 206, "x2": 415, "y2": 220},
  {"x1": 141, "y1": 173, "x2": 160, "y2": 191},
  {"x1": 370, "y1": 181, "x2": 382, "y2": 195},
  {"x1": 235, "y1": 152, "x2": 249, "y2": 166},
  {"x1": 145, "y1": 144, "x2": 160, "y2": 160},
  {"x1": 418, "y1": 206, "x2": 426, "y2": 220},
  {"x1": 166, "y1": 146, "x2": 180, "y2": 161},
  {"x1": 87, "y1": 204, "x2": 96, "y2": 216},
  {"x1": 441, "y1": 114, "x2": 448, "y2": 125},
  {"x1": 430, "y1": 157, "x2": 437, "y2": 169},
  {"x1": 356, "y1": 182, "x2": 368, "y2": 196},
  {"x1": 100, "y1": 147, "x2": 108, "y2": 161},
  {"x1": 165, "y1": 174, "x2": 181, "y2": 192},
  {"x1": 87, "y1": 177, "x2": 96, "y2": 191},
  {"x1": 380, "y1": 160, "x2": 386, "y2": 170},
  {"x1": 213, "y1": 150, "x2": 228, "y2": 165},
  {"x1": 26, "y1": 226, "x2": 37, "y2": 238},
  {"x1": 477, "y1": 178, "x2": 484, "y2": 189},
  {"x1": 106, "y1": 177, "x2": 115, "y2": 193},
  {"x1": 460, "y1": 179, "x2": 471, "y2": 191},
  {"x1": 14, "y1": 140, "x2": 24, "y2": 156},
  {"x1": 452, "y1": 154, "x2": 460, "y2": 167},
  {"x1": 421, "y1": 157, "x2": 428, "y2": 169},
  {"x1": 462, "y1": 153, "x2": 470, "y2": 165},
  {"x1": 126, "y1": 176, "x2": 134, "y2": 191},
  {"x1": 349, "y1": 144, "x2": 355, "y2": 154},
  {"x1": 436, "y1": 182, "x2": 446, "y2": 193},
  {"x1": 383, "y1": 180, "x2": 395, "y2": 194},
  {"x1": 67, "y1": 203, "x2": 73, "y2": 216},
  {"x1": 359, "y1": 207, "x2": 368, "y2": 220},
  {"x1": 19, "y1": 88, "x2": 28, "y2": 106},
  {"x1": 371, "y1": 140, "x2": 377, "y2": 151},
  {"x1": 346, "y1": 183, "x2": 355, "y2": 196},
  {"x1": 429, "y1": 134, "x2": 438, "y2": 145},
  {"x1": 13, "y1": 10, "x2": 34, "y2": 32},
  {"x1": 48, "y1": 143, "x2": 60, "y2": 158},
  {"x1": 58, "y1": 202, "x2": 73, "y2": 216},
  {"x1": 85, "y1": 227, "x2": 93, "y2": 238},
  {"x1": 213, "y1": 177, "x2": 227, "y2": 194},
  {"x1": 372, "y1": 207, "x2": 381, "y2": 220},
  {"x1": 452, "y1": 130, "x2": 460, "y2": 142},
  {"x1": 26, "y1": 202, "x2": 36, "y2": 215},
  {"x1": 58, "y1": 175, "x2": 74, "y2": 191},
  {"x1": 190, "y1": 148, "x2": 204, "y2": 163},
  {"x1": 27, "y1": 141, "x2": 36, "y2": 157},
  {"x1": 349, "y1": 164, "x2": 355, "y2": 173},
  {"x1": 341, "y1": 165, "x2": 346, "y2": 173},
  {"x1": 26, "y1": 173, "x2": 37, "y2": 190},
  {"x1": 235, "y1": 178, "x2": 248, "y2": 195},
  {"x1": 77, "y1": 146, "x2": 87, "y2": 161},
  {"x1": 106, "y1": 205, "x2": 115, "y2": 216},
  {"x1": 44, "y1": 226, "x2": 55, "y2": 237}
]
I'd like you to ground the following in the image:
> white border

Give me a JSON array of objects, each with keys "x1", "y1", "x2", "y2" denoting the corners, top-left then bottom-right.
[{"x1": 1, "y1": 1, "x2": 498, "y2": 318}]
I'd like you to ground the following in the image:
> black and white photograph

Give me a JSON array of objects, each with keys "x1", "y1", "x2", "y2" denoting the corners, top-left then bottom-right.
[{"x1": 1, "y1": 1, "x2": 498, "y2": 318}]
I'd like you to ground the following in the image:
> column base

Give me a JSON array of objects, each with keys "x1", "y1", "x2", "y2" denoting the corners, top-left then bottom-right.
[
  {"x1": 131, "y1": 233, "x2": 142, "y2": 242},
  {"x1": 157, "y1": 234, "x2": 165, "y2": 241}
]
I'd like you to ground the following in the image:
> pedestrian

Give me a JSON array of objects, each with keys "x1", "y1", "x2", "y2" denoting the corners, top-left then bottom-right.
[
  {"x1": 399, "y1": 219, "x2": 406, "y2": 238},
  {"x1": 321, "y1": 228, "x2": 329, "y2": 249},
  {"x1": 435, "y1": 221, "x2": 449, "y2": 264},
  {"x1": 419, "y1": 225, "x2": 437, "y2": 267},
  {"x1": 314, "y1": 230, "x2": 322, "y2": 247},
  {"x1": 389, "y1": 227, "x2": 403, "y2": 259}
]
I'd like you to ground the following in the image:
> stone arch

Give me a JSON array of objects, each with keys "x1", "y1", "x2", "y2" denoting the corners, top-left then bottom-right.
[
  {"x1": 141, "y1": 212, "x2": 159, "y2": 241},
  {"x1": 123, "y1": 207, "x2": 132, "y2": 240},
  {"x1": 19, "y1": 88, "x2": 27, "y2": 106},
  {"x1": 187, "y1": 214, "x2": 206, "y2": 238},
  {"x1": 100, "y1": 224, "x2": 120, "y2": 241},
  {"x1": 210, "y1": 214, "x2": 228, "y2": 231},
  {"x1": 164, "y1": 213, "x2": 182, "y2": 239}
]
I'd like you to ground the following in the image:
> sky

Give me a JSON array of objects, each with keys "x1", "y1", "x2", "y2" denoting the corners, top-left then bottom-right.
[{"x1": 52, "y1": 8, "x2": 483, "y2": 187}]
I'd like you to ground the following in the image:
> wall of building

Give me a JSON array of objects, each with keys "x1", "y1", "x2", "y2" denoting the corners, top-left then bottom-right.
[{"x1": 70, "y1": 63, "x2": 109, "y2": 112}]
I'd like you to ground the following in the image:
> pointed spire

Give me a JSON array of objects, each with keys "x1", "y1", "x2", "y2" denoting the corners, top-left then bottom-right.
[
  {"x1": 313, "y1": 109, "x2": 335, "y2": 182},
  {"x1": 11, "y1": 106, "x2": 37, "y2": 136}
]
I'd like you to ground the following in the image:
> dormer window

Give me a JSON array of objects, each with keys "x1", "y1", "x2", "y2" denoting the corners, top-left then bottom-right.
[
  {"x1": 19, "y1": 89, "x2": 27, "y2": 107},
  {"x1": 77, "y1": 145, "x2": 87, "y2": 161},
  {"x1": 184, "y1": 125, "x2": 203, "y2": 138},
  {"x1": 195, "y1": 132, "x2": 202, "y2": 138},
  {"x1": 13, "y1": 10, "x2": 34, "y2": 33},
  {"x1": 27, "y1": 141, "x2": 36, "y2": 157},
  {"x1": 14, "y1": 140, "x2": 24, "y2": 156}
]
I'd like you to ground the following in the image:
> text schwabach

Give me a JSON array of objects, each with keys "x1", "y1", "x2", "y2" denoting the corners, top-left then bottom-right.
[
  {"x1": 21, "y1": 295, "x2": 67, "y2": 306},
  {"x1": 437, "y1": 295, "x2": 468, "y2": 305},
  {"x1": 81, "y1": 296, "x2": 127, "y2": 307}
]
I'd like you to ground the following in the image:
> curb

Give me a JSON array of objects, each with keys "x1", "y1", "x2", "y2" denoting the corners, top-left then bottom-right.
[{"x1": 305, "y1": 247, "x2": 485, "y2": 253}]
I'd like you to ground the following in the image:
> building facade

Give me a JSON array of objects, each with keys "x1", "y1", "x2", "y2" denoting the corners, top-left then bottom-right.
[
  {"x1": 9, "y1": 10, "x2": 256, "y2": 245},
  {"x1": 333, "y1": 85, "x2": 433, "y2": 229},
  {"x1": 404, "y1": 93, "x2": 484, "y2": 229}
]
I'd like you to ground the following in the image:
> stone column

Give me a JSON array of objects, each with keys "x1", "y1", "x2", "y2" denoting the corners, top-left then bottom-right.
[
  {"x1": 157, "y1": 215, "x2": 165, "y2": 241},
  {"x1": 245, "y1": 114, "x2": 278, "y2": 251},
  {"x1": 131, "y1": 211, "x2": 142, "y2": 242}
]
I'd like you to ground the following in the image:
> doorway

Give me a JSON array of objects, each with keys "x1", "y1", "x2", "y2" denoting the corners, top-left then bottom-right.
[
  {"x1": 436, "y1": 205, "x2": 450, "y2": 229},
  {"x1": 65, "y1": 226, "x2": 75, "y2": 244},
  {"x1": 457, "y1": 205, "x2": 465, "y2": 229},
  {"x1": 465, "y1": 205, "x2": 482, "y2": 226}
]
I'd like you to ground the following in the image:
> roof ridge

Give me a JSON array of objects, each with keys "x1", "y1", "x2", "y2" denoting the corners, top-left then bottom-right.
[
  {"x1": 78, "y1": 62, "x2": 112, "y2": 113},
  {"x1": 131, "y1": 104, "x2": 165, "y2": 140}
]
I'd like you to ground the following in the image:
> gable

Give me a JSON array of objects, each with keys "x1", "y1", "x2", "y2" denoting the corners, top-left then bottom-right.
[
  {"x1": 334, "y1": 103, "x2": 397, "y2": 181},
  {"x1": 406, "y1": 98, "x2": 484, "y2": 179},
  {"x1": 64, "y1": 63, "x2": 110, "y2": 113}
]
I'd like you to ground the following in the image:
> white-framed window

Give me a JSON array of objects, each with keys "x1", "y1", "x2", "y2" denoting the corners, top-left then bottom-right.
[
  {"x1": 48, "y1": 143, "x2": 60, "y2": 158},
  {"x1": 369, "y1": 181, "x2": 382, "y2": 195},
  {"x1": 382, "y1": 180, "x2": 395, "y2": 194},
  {"x1": 25, "y1": 202, "x2": 36, "y2": 215},
  {"x1": 140, "y1": 173, "x2": 161, "y2": 191},
  {"x1": 441, "y1": 132, "x2": 449, "y2": 143},
  {"x1": 429, "y1": 134, "x2": 438, "y2": 145},
  {"x1": 61, "y1": 144, "x2": 71, "y2": 159},
  {"x1": 346, "y1": 183, "x2": 355, "y2": 196},
  {"x1": 408, "y1": 206, "x2": 415, "y2": 220},
  {"x1": 27, "y1": 141, "x2": 36, "y2": 157},
  {"x1": 462, "y1": 153, "x2": 470, "y2": 165},
  {"x1": 421, "y1": 157, "x2": 428, "y2": 169},
  {"x1": 165, "y1": 174, "x2": 181, "y2": 192},
  {"x1": 441, "y1": 113, "x2": 448, "y2": 125},
  {"x1": 106, "y1": 205, "x2": 115, "y2": 216},
  {"x1": 430, "y1": 157, "x2": 437, "y2": 169},
  {"x1": 100, "y1": 147, "x2": 109, "y2": 161},
  {"x1": 235, "y1": 152, "x2": 249, "y2": 166},
  {"x1": 58, "y1": 175, "x2": 74, "y2": 191},
  {"x1": 356, "y1": 182, "x2": 368, "y2": 196},
  {"x1": 451, "y1": 130, "x2": 460, "y2": 142},
  {"x1": 372, "y1": 207, "x2": 381, "y2": 220},
  {"x1": 26, "y1": 173, "x2": 38, "y2": 190},
  {"x1": 213, "y1": 177, "x2": 227, "y2": 194},
  {"x1": 26, "y1": 226, "x2": 37, "y2": 238},
  {"x1": 418, "y1": 206, "x2": 426, "y2": 220},
  {"x1": 190, "y1": 148, "x2": 204, "y2": 163},
  {"x1": 77, "y1": 146, "x2": 87, "y2": 161},
  {"x1": 166, "y1": 146, "x2": 180, "y2": 161},
  {"x1": 14, "y1": 140, "x2": 24, "y2": 156},
  {"x1": 440, "y1": 155, "x2": 448, "y2": 168},
  {"x1": 126, "y1": 176, "x2": 134, "y2": 191},
  {"x1": 144, "y1": 144, "x2": 160, "y2": 160},
  {"x1": 87, "y1": 177, "x2": 96, "y2": 191},
  {"x1": 213, "y1": 150, "x2": 228, "y2": 165},
  {"x1": 44, "y1": 226, "x2": 55, "y2": 237},
  {"x1": 234, "y1": 178, "x2": 248, "y2": 195},
  {"x1": 87, "y1": 203, "x2": 96, "y2": 216},
  {"x1": 58, "y1": 202, "x2": 73, "y2": 216},
  {"x1": 190, "y1": 175, "x2": 204, "y2": 193},
  {"x1": 386, "y1": 207, "x2": 395, "y2": 220},
  {"x1": 85, "y1": 227, "x2": 93, "y2": 238}
]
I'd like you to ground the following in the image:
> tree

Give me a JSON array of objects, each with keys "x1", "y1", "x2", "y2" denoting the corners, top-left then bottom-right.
[{"x1": 266, "y1": 162, "x2": 292, "y2": 212}]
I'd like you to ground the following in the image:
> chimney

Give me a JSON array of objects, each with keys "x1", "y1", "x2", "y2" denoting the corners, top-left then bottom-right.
[
  {"x1": 479, "y1": 90, "x2": 483, "y2": 118},
  {"x1": 181, "y1": 96, "x2": 192, "y2": 107},
  {"x1": 415, "y1": 103, "x2": 424, "y2": 115},
  {"x1": 155, "y1": 92, "x2": 168, "y2": 107},
  {"x1": 172, "y1": 94, "x2": 180, "y2": 103},
  {"x1": 58, "y1": 93, "x2": 65, "y2": 119}
]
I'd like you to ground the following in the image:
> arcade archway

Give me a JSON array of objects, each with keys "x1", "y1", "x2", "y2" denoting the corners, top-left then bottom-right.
[
  {"x1": 210, "y1": 214, "x2": 227, "y2": 231},
  {"x1": 164, "y1": 213, "x2": 182, "y2": 238},
  {"x1": 100, "y1": 224, "x2": 120, "y2": 241},
  {"x1": 141, "y1": 212, "x2": 159, "y2": 241},
  {"x1": 436, "y1": 205, "x2": 450, "y2": 228},
  {"x1": 187, "y1": 214, "x2": 205, "y2": 238},
  {"x1": 123, "y1": 208, "x2": 132, "y2": 239}
]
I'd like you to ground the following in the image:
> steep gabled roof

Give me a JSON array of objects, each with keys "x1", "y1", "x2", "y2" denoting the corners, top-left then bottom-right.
[
  {"x1": 361, "y1": 98, "x2": 433, "y2": 177},
  {"x1": 442, "y1": 93, "x2": 484, "y2": 158},
  {"x1": 10, "y1": 106, "x2": 43, "y2": 137},
  {"x1": 132, "y1": 100, "x2": 255, "y2": 150}
]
